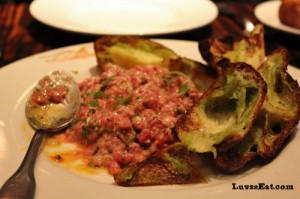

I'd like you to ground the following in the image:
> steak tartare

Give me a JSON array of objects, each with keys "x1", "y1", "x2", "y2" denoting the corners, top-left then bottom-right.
[{"x1": 57, "y1": 63, "x2": 202, "y2": 175}]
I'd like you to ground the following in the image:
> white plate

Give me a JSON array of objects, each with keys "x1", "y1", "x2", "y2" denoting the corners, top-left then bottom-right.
[
  {"x1": 254, "y1": 0, "x2": 300, "y2": 35},
  {"x1": 0, "y1": 39, "x2": 300, "y2": 199},
  {"x1": 29, "y1": 0, "x2": 218, "y2": 36}
]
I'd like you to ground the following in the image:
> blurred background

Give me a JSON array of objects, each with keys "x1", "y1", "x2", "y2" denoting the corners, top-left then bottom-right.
[{"x1": 0, "y1": 0, "x2": 299, "y2": 68}]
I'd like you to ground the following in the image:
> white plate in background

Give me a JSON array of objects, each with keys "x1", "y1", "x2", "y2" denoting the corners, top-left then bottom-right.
[
  {"x1": 29, "y1": 0, "x2": 218, "y2": 36},
  {"x1": 254, "y1": 0, "x2": 300, "y2": 35}
]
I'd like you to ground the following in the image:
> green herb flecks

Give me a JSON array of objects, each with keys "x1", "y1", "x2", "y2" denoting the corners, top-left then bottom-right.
[
  {"x1": 114, "y1": 94, "x2": 133, "y2": 109},
  {"x1": 89, "y1": 99, "x2": 99, "y2": 107},
  {"x1": 101, "y1": 76, "x2": 115, "y2": 91},
  {"x1": 93, "y1": 90, "x2": 106, "y2": 99},
  {"x1": 178, "y1": 83, "x2": 190, "y2": 95}
]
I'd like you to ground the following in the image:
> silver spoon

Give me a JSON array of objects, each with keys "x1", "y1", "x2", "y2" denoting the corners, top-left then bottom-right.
[{"x1": 0, "y1": 71, "x2": 81, "y2": 199}]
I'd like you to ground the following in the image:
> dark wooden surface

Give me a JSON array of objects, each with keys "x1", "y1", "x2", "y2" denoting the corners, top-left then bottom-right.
[{"x1": 0, "y1": 0, "x2": 300, "y2": 68}]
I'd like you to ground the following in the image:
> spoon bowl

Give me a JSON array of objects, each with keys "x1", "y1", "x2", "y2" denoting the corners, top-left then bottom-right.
[
  {"x1": 0, "y1": 71, "x2": 80, "y2": 199},
  {"x1": 26, "y1": 70, "x2": 81, "y2": 131}
]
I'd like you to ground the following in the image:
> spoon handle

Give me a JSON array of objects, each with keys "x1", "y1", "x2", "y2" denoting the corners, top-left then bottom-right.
[{"x1": 0, "y1": 129, "x2": 46, "y2": 199}]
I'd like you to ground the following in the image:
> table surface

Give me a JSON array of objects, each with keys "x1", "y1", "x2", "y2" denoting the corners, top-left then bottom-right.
[{"x1": 0, "y1": 0, "x2": 300, "y2": 69}]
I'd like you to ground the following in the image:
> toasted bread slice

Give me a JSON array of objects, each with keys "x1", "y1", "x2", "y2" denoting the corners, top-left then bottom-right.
[
  {"x1": 175, "y1": 62, "x2": 267, "y2": 157},
  {"x1": 94, "y1": 36, "x2": 217, "y2": 92},
  {"x1": 257, "y1": 48, "x2": 300, "y2": 158},
  {"x1": 94, "y1": 36, "x2": 178, "y2": 69},
  {"x1": 114, "y1": 143, "x2": 205, "y2": 186},
  {"x1": 214, "y1": 48, "x2": 300, "y2": 172},
  {"x1": 199, "y1": 24, "x2": 265, "y2": 70}
]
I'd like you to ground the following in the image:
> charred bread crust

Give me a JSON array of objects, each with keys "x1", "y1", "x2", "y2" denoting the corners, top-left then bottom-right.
[
  {"x1": 175, "y1": 61, "x2": 267, "y2": 157},
  {"x1": 114, "y1": 143, "x2": 205, "y2": 186},
  {"x1": 198, "y1": 24, "x2": 265, "y2": 70},
  {"x1": 213, "y1": 48, "x2": 300, "y2": 172},
  {"x1": 94, "y1": 36, "x2": 171, "y2": 55},
  {"x1": 198, "y1": 36, "x2": 235, "y2": 70},
  {"x1": 215, "y1": 62, "x2": 267, "y2": 152},
  {"x1": 257, "y1": 48, "x2": 300, "y2": 159}
]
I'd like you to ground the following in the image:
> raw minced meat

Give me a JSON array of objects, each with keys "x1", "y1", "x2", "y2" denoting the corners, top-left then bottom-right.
[{"x1": 58, "y1": 64, "x2": 202, "y2": 175}]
